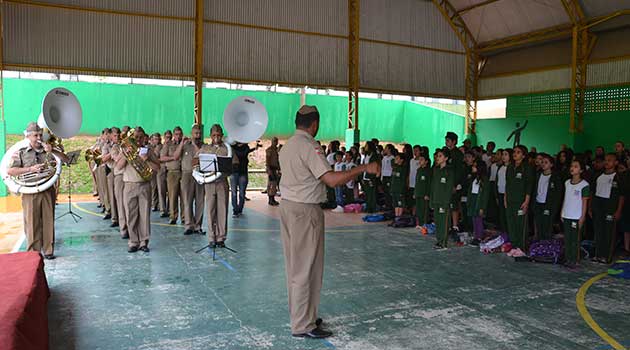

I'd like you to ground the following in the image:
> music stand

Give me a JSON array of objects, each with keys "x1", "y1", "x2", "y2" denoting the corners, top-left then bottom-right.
[
  {"x1": 56, "y1": 150, "x2": 82, "y2": 222},
  {"x1": 194, "y1": 154, "x2": 237, "y2": 260}
]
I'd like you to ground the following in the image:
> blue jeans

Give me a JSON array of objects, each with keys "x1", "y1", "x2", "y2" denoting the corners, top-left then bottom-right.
[
  {"x1": 230, "y1": 172, "x2": 248, "y2": 214},
  {"x1": 335, "y1": 186, "x2": 345, "y2": 207}
]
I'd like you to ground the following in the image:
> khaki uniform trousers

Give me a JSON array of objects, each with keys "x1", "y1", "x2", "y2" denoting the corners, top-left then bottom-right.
[
  {"x1": 157, "y1": 167, "x2": 168, "y2": 215},
  {"x1": 23, "y1": 188, "x2": 55, "y2": 255},
  {"x1": 114, "y1": 174, "x2": 128, "y2": 237},
  {"x1": 151, "y1": 172, "x2": 158, "y2": 210},
  {"x1": 167, "y1": 170, "x2": 182, "y2": 221},
  {"x1": 181, "y1": 171, "x2": 205, "y2": 231},
  {"x1": 124, "y1": 181, "x2": 151, "y2": 248},
  {"x1": 107, "y1": 170, "x2": 118, "y2": 223},
  {"x1": 279, "y1": 200, "x2": 325, "y2": 334},
  {"x1": 96, "y1": 165, "x2": 111, "y2": 213},
  {"x1": 204, "y1": 179, "x2": 229, "y2": 242}
]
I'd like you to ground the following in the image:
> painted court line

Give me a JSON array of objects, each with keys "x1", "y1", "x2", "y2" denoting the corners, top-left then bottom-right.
[{"x1": 576, "y1": 272, "x2": 626, "y2": 350}]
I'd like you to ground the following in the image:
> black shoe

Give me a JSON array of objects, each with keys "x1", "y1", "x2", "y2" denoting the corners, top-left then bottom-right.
[
  {"x1": 139, "y1": 246, "x2": 150, "y2": 252},
  {"x1": 184, "y1": 229, "x2": 194, "y2": 235},
  {"x1": 470, "y1": 238, "x2": 480, "y2": 246},
  {"x1": 169, "y1": 220, "x2": 176, "y2": 225},
  {"x1": 292, "y1": 327, "x2": 332, "y2": 339},
  {"x1": 121, "y1": 234, "x2": 129, "y2": 239},
  {"x1": 216, "y1": 241, "x2": 226, "y2": 248},
  {"x1": 152, "y1": 207, "x2": 159, "y2": 212},
  {"x1": 44, "y1": 254, "x2": 56, "y2": 260},
  {"x1": 160, "y1": 213, "x2": 169, "y2": 218},
  {"x1": 433, "y1": 244, "x2": 447, "y2": 250},
  {"x1": 128, "y1": 246, "x2": 138, "y2": 253},
  {"x1": 97, "y1": 203, "x2": 103, "y2": 208},
  {"x1": 196, "y1": 230, "x2": 206, "y2": 235},
  {"x1": 269, "y1": 200, "x2": 279, "y2": 206},
  {"x1": 209, "y1": 241, "x2": 217, "y2": 249},
  {"x1": 245, "y1": 196, "x2": 251, "y2": 201},
  {"x1": 261, "y1": 190, "x2": 268, "y2": 194},
  {"x1": 316, "y1": 318, "x2": 323, "y2": 327},
  {"x1": 110, "y1": 222, "x2": 119, "y2": 228},
  {"x1": 101, "y1": 208, "x2": 106, "y2": 213},
  {"x1": 103, "y1": 214, "x2": 112, "y2": 220}
]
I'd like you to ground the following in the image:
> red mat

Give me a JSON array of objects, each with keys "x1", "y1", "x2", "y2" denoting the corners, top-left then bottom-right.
[{"x1": 0, "y1": 252, "x2": 50, "y2": 350}]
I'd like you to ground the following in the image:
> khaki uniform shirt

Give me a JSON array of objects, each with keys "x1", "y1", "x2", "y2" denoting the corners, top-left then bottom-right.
[
  {"x1": 279, "y1": 130, "x2": 331, "y2": 204},
  {"x1": 123, "y1": 149, "x2": 158, "y2": 183},
  {"x1": 110, "y1": 144, "x2": 125, "y2": 176},
  {"x1": 160, "y1": 141, "x2": 182, "y2": 171},
  {"x1": 101, "y1": 141, "x2": 114, "y2": 169},
  {"x1": 10, "y1": 144, "x2": 52, "y2": 168},
  {"x1": 181, "y1": 142, "x2": 201, "y2": 172},
  {"x1": 266, "y1": 146, "x2": 280, "y2": 171}
]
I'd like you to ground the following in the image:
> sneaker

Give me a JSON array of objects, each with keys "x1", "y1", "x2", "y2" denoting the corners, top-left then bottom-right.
[
  {"x1": 432, "y1": 244, "x2": 447, "y2": 250},
  {"x1": 332, "y1": 205, "x2": 345, "y2": 213},
  {"x1": 292, "y1": 327, "x2": 332, "y2": 339}
]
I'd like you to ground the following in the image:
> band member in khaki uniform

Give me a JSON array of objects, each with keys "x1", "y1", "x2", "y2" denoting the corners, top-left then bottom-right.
[
  {"x1": 266, "y1": 137, "x2": 281, "y2": 206},
  {"x1": 8, "y1": 122, "x2": 69, "y2": 259},
  {"x1": 115, "y1": 127, "x2": 160, "y2": 252},
  {"x1": 175, "y1": 125, "x2": 205, "y2": 235},
  {"x1": 149, "y1": 133, "x2": 162, "y2": 211},
  {"x1": 101, "y1": 127, "x2": 119, "y2": 227},
  {"x1": 279, "y1": 106, "x2": 379, "y2": 338},
  {"x1": 158, "y1": 130, "x2": 171, "y2": 217},
  {"x1": 110, "y1": 131, "x2": 129, "y2": 239},
  {"x1": 195, "y1": 124, "x2": 230, "y2": 247},
  {"x1": 96, "y1": 128, "x2": 112, "y2": 219},
  {"x1": 160, "y1": 126, "x2": 184, "y2": 225}
]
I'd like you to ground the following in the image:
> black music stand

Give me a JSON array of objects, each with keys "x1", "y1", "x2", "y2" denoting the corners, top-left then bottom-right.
[
  {"x1": 194, "y1": 154, "x2": 237, "y2": 260},
  {"x1": 56, "y1": 150, "x2": 82, "y2": 222}
]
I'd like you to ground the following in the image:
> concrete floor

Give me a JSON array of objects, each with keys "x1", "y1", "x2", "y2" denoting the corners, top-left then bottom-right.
[{"x1": 40, "y1": 200, "x2": 629, "y2": 350}]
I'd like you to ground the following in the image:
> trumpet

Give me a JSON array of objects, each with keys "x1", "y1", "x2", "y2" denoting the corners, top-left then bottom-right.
[
  {"x1": 85, "y1": 148, "x2": 103, "y2": 166},
  {"x1": 120, "y1": 128, "x2": 153, "y2": 181}
]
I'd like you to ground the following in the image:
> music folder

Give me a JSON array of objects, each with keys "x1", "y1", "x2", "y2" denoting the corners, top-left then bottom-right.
[{"x1": 199, "y1": 153, "x2": 232, "y2": 173}]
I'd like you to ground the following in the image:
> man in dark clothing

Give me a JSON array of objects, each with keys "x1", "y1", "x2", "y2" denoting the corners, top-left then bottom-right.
[{"x1": 231, "y1": 142, "x2": 261, "y2": 217}]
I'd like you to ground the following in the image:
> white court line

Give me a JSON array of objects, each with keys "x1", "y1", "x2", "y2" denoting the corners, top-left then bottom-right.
[{"x1": 11, "y1": 233, "x2": 25, "y2": 253}]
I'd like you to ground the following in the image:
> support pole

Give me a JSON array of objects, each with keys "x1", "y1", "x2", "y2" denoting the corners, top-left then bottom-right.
[
  {"x1": 0, "y1": 0, "x2": 6, "y2": 197},
  {"x1": 194, "y1": 0, "x2": 204, "y2": 131},
  {"x1": 346, "y1": 0, "x2": 360, "y2": 146}
]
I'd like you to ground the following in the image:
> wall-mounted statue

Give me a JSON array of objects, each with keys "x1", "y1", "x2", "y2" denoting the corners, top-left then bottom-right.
[{"x1": 507, "y1": 120, "x2": 528, "y2": 148}]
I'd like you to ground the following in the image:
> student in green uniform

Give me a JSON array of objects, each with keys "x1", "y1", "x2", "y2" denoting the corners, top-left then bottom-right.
[
  {"x1": 460, "y1": 150, "x2": 475, "y2": 231},
  {"x1": 430, "y1": 148, "x2": 454, "y2": 250},
  {"x1": 445, "y1": 132, "x2": 465, "y2": 235},
  {"x1": 496, "y1": 149, "x2": 512, "y2": 231},
  {"x1": 390, "y1": 151, "x2": 407, "y2": 218},
  {"x1": 414, "y1": 154, "x2": 432, "y2": 227},
  {"x1": 487, "y1": 149, "x2": 502, "y2": 227},
  {"x1": 504, "y1": 145, "x2": 535, "y2": 250},
  {"x1": 591, "y1": 153, "x2": 624, "y2": 264},
  {"x1": 362, "y1": 141, "x2": 380, "y2": 213},
  {"x1": 561, "y1": 159, "x2": 590, "y2": 266},
  {"x1": 467, "y1": 158, "x2": 490, "y2": 243},
  {"x1": 533, "y1": 153, "x2": 563, "y2": 240}
]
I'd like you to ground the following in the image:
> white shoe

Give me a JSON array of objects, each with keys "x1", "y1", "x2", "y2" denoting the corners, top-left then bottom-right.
[{"x1": 332, "y1": 206, "x2": 345, "y2": 213}]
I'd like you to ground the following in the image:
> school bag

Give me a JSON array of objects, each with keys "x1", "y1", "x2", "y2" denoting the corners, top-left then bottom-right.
[
  {"x1": 343, "y1": 203, "x2": 362, "y2": 213},
  {"x1": 382, "y1": 211, "x2": 395, "y2": 220},
  {"x1": 390, "y1": 216, "x2": 416, "y2": 228},
  {"x1": 608, "y1": 260, "x2": 630, "y2": 279},
  {"x1": 529, "y1": 239, "x2": 564, "y2": 264},
  {"x1": 480, "y1": 235, "x2": 504, "y2": 253},
  {"x1": 362, "y1": 214, "x2": 385, "y2": 222}
]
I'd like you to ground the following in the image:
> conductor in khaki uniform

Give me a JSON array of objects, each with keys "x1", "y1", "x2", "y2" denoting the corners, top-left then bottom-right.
[
  {"x1": 279, "y1": 106, "x2": 379, "y2": 338},
  {"x1": 175, "y1": 125, "x2": 205, "y2": 235},
  {"x1": 195, "y1": 124, "x2": 230, "y2": 247},
  {"x1": 8, "y1": 122, "x2": 68, "y2": 259},
  {"x1": 115, "y1": 127, "x2": 160, "y2": 252},
  {"x1": 160, "y1": 126, "x2": 184, "y2": 225}
]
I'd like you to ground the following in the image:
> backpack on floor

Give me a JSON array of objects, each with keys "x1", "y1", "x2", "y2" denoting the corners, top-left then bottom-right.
[
  {"x1": 529, "y1": 239, "x2": 564, "y2": 264},
  {"x1": 382, "y1": 210, "x2": 395, "y2": 221},
  {"x1": 480, "y1": 235, "x2": 504, "y2": 253},
  {"x1": 608, "y1": 260, "x2": 630, "y2": 279},
  {"x1": 390, "y1": 215, "x2": 416, "y2": 228},
  {"x1": 343, "y1": 203, "x2": 362, "y2": 213},
  {"x1": 362, "y1": 214, "x2": 385, "y2": 222}
]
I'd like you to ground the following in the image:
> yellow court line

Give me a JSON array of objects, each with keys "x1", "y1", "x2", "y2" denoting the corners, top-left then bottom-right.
[
  {"x1": 72, "y1": 203, "x2": 363, "y2": 233},
  {"x1": 576, "y1": 272, "x2": 626, "y2": 350}
]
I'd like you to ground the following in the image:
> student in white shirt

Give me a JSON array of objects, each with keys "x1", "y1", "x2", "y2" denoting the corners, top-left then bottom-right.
[
  {"x1": 380, "y1": 145, "x2": 395, "y2": 209},
  {"x1": 343, "y1": 152, "x2": 357, "y2": 203},
  {"x1": 561, "y1": 159, "x2": 590, "y2": 266},
  {"x1": 533, "y1": 154, "x2": 563, "y2": 240},
  {"x1": 332, "y1": 152, "x2": 347, "y2": 213},
  {"x1": 408, "y1": 146, "x2": 421, "y2": 214},
  {"x1": 591, "y1": 153, "x2": 624, "y2": 264}
]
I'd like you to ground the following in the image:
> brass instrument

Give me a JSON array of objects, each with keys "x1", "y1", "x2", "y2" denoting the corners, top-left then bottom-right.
[
  {"x1": 120, "y1": 128, "x2": 153, "y2": 181},
  {"x1": 85, "y1": 148, "x2": 103, "y2": 166}
]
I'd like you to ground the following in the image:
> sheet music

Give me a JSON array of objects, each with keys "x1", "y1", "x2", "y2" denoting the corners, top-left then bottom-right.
[{"x1": 199, "y1": 153, "x2": 218, "y2": 172}]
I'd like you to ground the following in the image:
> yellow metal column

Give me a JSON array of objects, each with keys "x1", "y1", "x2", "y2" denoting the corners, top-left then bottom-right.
[
  {"x1": 194, "y1": 0, "x2": 204, "y2": 128},
  {"x1": 346, "y1": 0, "x2": 360, "y2": 146}
]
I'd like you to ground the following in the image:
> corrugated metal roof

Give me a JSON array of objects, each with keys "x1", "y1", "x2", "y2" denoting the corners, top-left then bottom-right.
[
  {"x1": 582, "y1": 0, "x2": 629, "y2": 17},
  {"x1": 479, "y1": 68, "x2": 570, "y2": 98},
  {"x1": 360, "y1": 0, "x2": 463, "y2": 52},
  {"x1": 203, "y1": 23, "x2": 347, "y2": 88},
  {"x1": 588, "y1": 59, "x2": 630, "y2": 87},
  {"x1": 3, "y1": 3, "x2": 193, "y2": 76},
  {"x1": 23, "y1": 0, "x2": 195, "y2": 18},
  {"x1": 205, "y1": 0, "x2": 347, "y2": 36},
  {"x1": 360, "y1": 41, "x2": 465, "y2": 97}
]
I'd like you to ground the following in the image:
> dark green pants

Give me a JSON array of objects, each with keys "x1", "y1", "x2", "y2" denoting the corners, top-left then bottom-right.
[
  {"x1": 592, "y1": 196, "x2": 617, "y2": 263},
  {"x1": 533, "y1": 202, "x2": 554, "y2": 240},
  {"x1": 363, "y1": 180, "x2": 377, "y2": 213},
  {"x1": 563, "y1": 219, "x2": 582, "y2": 264},
  {"x1": 506, "y1": 202, "x2": 528, "y2": 249},
  {"x1": 497, "y1": 193, "x2": 507, "y2": 231},
  {"x1": 435, "y1": 206, "x2": 451, "y2": 247},
  {"x1": 416, "y1": 198, "x2": 429, "y2": 226},
  {"x1": 460, "y1": 197, "x2": 469, "y2": 231},
  {"x1": 382, "y1": 176, "x2": 392, "y2": 208}
]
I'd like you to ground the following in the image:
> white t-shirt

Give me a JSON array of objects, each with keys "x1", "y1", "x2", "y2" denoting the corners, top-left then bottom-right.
[
  {"x1": 408, "y1": 158, "x2": 420, "y2": 188},
  {"x1": 326, "y1": 153, "x2": 336, "y2": 166},
  {"x1": 334, "y1": 161, "x2": 346, "y2": 172},
  {"x1": 482, "y1": 153, "x2": 492, "y2": 169},
  {"x1": 346, "y1": 162, "x2": 356, "y2": 189},
  {"x1": 536, "y1": 173, "x2": 551, "y2": 204},
  {"x1": 381, "y1": 155, "x2": 394, "y2": 177},
  {"x1": 471, "y1": 178, "x2": 480, "y2": 194},
  {"x1": 595, "y1": 172, "x2": 616, "y2": 199},
  {"x1": 497, "y1": 165, "x2": 507, "y2": 194},
  {"x1": 561, "y1": 179, "x2": 590, "y2": 220},
  {"x1": 489, "y1": 163, "x2": 498, "y2": 182}
]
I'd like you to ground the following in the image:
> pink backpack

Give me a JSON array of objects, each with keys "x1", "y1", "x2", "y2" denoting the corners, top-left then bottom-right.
[{"x1": 344, "y1": 203, "x2": 362, "y2": 213}]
